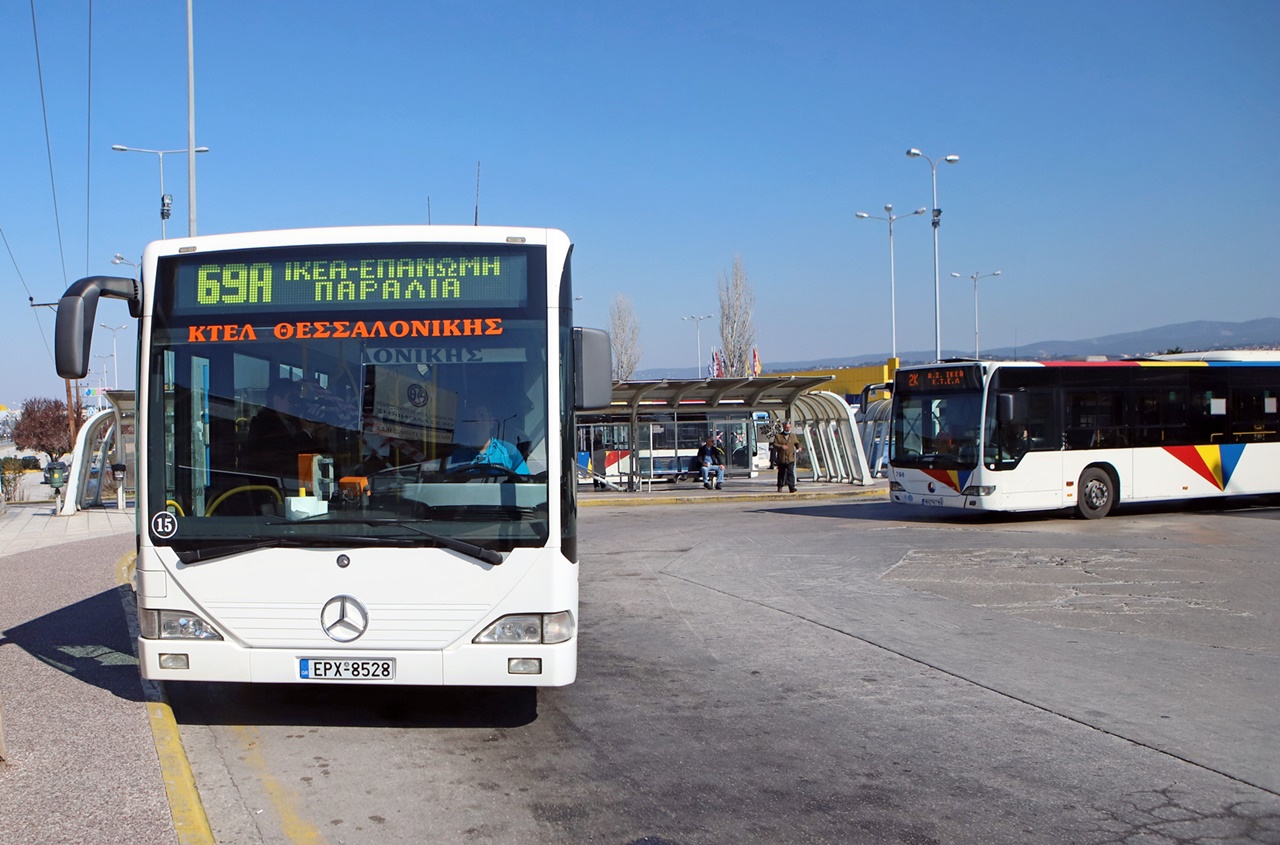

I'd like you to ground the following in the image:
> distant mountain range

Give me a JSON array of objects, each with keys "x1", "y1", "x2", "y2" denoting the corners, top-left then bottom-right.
[{"x1": 634, "y1": 318, "x2": 1280, "y2": 379}]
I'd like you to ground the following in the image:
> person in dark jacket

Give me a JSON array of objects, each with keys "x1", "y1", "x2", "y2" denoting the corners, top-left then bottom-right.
[
  {"x1": 247, "y1": 379, "x2": 316, "y2": 482},
  {"x1": 771, "y1": 421, "x2": 803, "y2": 493},
  {"x1": 696, "y1": 434, "x2": 726, "y2": 490}
]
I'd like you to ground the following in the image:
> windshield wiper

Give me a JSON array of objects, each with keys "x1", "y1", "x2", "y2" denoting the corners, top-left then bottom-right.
[
  {"x1": 172, "y1": 534, "x2": 413, "y2": 564},
  {"x1": 263, "y1": 517, "x2": 503, "y2": 566},
  {"x1": 175, "y1": 537, "x2": 286, "y2": 564},
  {"x1": 348, "y1": 518, "x2": 503, "y2": 565}
]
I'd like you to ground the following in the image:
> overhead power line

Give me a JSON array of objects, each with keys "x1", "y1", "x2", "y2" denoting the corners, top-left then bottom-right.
[
  {"x1": 2, "y1": 227, "x2": 55, "y2": 362},
  {"x1": 29, "y1": 0, "x2": 69, "y2": 288}
]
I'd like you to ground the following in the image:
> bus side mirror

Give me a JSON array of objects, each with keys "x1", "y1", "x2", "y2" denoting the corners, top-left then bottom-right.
[
  {"x1": 54, "y1": 276, "x2": 140, "y2": 379},
  {"x1": 573, "y1": 327, "x2": 613, "y2": 411},
  {"x1": 996, "y1": 393, "x2": 1015, "y2": 423}
]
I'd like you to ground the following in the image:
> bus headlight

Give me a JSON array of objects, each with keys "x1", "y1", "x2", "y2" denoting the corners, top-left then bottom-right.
[
  {"x1": 961, "y1": 485, "x2": 996, "y2": 497},
  {"x1": 541, "y1": 611, "x2": 575, "y2": 644},
  {"x1": 138, "y1": 609, "x2": 223, "y2": 640},
  {"x1": 474, "y1": 611, "x2": 575, "y2": 645},
  {"x1": 889, "y1": 481, "x2": 904, "y2": 491}
]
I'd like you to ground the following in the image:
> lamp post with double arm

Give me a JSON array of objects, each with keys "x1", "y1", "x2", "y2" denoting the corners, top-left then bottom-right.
[
  {"x1": 951, "y1": 270, "x2": 1002, "y2": 359},
  {"x1": 856, "y1": 204, "x2": 927, "y2": 360},
  {"x1": 682, "y1": 314, "x2": 714, "y2": 377},
  {"x1": 906, "y1": 148, "x2": 960, "y2": 361},
  {"x1": 98, "y1": 323, "x2": 128, "y2": 390},
  {"x1": 111, "y1": 144, "x2": 209, "y2": 238}
]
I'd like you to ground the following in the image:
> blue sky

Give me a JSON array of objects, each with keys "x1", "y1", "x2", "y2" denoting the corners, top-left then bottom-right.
[{"x1": 2, "y1": 0, "x2": 1278, "y2": 406}]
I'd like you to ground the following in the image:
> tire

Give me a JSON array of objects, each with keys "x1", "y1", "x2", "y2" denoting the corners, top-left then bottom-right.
[{"x1": 1076, "y1": 467, "x2": 1115, "y2": 519}]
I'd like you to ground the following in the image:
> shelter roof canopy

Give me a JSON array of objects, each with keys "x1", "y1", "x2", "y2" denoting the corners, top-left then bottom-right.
[{"x1": 607, "y1": 376, "x2": 834, "y2": 413}]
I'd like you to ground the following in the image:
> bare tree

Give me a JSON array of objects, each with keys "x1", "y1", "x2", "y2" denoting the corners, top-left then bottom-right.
[
  {"x1": 609, "y1": 294, "x2": 642, "y2": 381},
  {"x1": 717, "y1": 254, "x2": 756, "y2": 377}
]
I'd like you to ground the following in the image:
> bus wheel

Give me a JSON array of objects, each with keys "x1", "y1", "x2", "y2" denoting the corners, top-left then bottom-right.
[{"x1": 1076, "y1": 467, "x2": 1114, "y2": 519}]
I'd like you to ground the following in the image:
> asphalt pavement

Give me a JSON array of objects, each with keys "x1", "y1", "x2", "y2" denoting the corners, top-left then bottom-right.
[
  {"x1": 0, "y1": 465, "x2": 872, "y2": 845},
  {"x1": 4, "y1": 474, "x2": 1277, "y2": 844}
]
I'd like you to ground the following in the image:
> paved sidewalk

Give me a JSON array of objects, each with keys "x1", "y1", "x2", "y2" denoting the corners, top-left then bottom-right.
[
  {"x1": 0, "y1": 501, "x2": 135, "y2": 559},
  {"x1": 0, "y1": 504, "x2": 175, "y2": 845}
]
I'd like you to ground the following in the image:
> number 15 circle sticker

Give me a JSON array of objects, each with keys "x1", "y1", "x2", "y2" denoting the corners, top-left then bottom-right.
[{"x1": 151, "y1": 511, "x2": 178, "y2": 539}]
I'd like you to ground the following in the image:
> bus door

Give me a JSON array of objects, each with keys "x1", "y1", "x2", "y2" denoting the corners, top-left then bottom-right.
[
  {"x1": 583, "y1": 423, "x2": 629, "y2": 483},
  {"x1": 987, "y1": 386, "x2": 1063, "y2": 510}
]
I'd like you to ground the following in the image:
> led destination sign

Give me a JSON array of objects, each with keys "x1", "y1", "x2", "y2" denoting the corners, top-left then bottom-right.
[
  {"x1": 172, "y1": 246, "x2": 529, "y2": 313},
  {"x1": 899, "y1": 365, "x2": 982, "y2": 392}
]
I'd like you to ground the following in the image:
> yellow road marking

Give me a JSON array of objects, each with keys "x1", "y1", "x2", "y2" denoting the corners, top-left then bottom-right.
[
  {"x1": 115, "y1": 551, "x2": 216, "y2": 845},
  {"x1": 115, "y1": 550, "x2": 135, "y2": 589},
  {"x1": 231, "y1": 724, "x2": 327, "y2": 844},
  {"x1": 149, "y1": 700, "x2": 216, "y2": 845}
]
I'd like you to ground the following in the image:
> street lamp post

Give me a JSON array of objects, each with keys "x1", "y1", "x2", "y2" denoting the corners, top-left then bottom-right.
[
  {"x1": 92, "y1": 356, "x2": 110, "y2": 409},
  {"x1": 856, "y1": 204, "x2": 927, "y2": 360},
  {"x1": 906, "y1": 148, "x2": 960, "y2": 361},
  {"x1": 111, "y1": 145, "x2": 209, "y2": 238},
  {"x1": 682, "y1": 314, "x2": 714, "y2": 377},
  {"x1": 98, "y1": 323, "x2": 128, "y2": 389},
  {"x1": 950, "y1": 270, "x2": 1002, "y2": 359}
]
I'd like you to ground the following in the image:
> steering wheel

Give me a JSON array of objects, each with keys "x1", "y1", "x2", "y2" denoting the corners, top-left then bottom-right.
[{"x1": 443, "y1": 463, "x2": 524, "y2": 482}]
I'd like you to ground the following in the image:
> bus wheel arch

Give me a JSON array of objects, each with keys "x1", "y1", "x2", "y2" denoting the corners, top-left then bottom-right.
[{"x1": 1076, "y1": 464, "x2": 1118, "y2": 519}]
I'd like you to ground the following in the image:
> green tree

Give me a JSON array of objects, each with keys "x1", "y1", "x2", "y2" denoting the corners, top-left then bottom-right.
[{"x1": 1, "y1": 458, "x2": 24, "y2": 504}]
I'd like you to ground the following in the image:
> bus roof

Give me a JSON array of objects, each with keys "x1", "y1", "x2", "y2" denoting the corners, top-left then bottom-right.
[{"x1": 901, "y1": 350, "x2": 1280, "y2": 371}]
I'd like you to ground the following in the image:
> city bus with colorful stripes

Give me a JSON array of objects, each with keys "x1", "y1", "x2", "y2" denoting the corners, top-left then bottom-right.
[
  {"x1": 888, "y1": 352, "x2": 1280, "y2": 517},
  {"x1": 54, "y1": 226, "x2": 612, "y2": 685}
]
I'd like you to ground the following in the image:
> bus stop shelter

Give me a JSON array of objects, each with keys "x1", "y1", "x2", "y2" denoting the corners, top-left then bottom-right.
[{"x1": 590, "y1": 376, "x2": 872, "y2": 491}]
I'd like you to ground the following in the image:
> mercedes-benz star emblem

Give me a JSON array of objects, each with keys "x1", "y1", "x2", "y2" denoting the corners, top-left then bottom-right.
[{"x1": 320, "y1": 595, "x2": 369, "y2": 643}]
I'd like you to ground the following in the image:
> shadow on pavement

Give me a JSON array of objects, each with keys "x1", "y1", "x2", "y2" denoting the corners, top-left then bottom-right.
[
  {"x1": 166, "y1": 680, "x2": 538, "y2": 730},
  {"x1": 743, "y1": 500, "x2": 1057, "y2": 524},
  {"x1": 0, "y1": 585, "x2": 145, "y2": 703},
  {"x1": 748, "y1": 497, "x2": 1280, "y2": 524}
]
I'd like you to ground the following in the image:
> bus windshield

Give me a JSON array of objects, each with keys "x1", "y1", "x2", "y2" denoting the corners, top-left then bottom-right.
[
  {"x1": 891, "y1": 364, "x2": 984, "y2": 470},
  {"x1": 148, "y1": 242, "x2": 550, "y2": 552}
]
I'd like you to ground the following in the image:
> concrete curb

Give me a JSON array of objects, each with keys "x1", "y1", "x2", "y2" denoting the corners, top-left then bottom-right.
[
  {"x1": 581, "y1": 485, "x2": 887, "y2": 507},
  {"x1": 115, "y1": 551, "x2": 216, "y2": 845}
]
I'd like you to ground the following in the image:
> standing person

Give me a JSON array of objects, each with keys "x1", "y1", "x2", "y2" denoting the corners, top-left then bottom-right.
[
  {"x1": 696, "y1": 434, "x2": 726, "y2": 490},
  {"x1": 591, "y1": 430, "x2": 607, "y2": 489},
  {"x1": 771, "y1": 420, "x2": 803, "y2": 493}
]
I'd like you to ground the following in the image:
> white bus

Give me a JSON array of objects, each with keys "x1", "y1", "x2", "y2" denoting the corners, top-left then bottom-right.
[
  {"x1": 56, "y1": 226, "x2": 612, "y2": 685},
  {"x1": 889, "y1": 353, "x2": 1280, "y2": 518}
]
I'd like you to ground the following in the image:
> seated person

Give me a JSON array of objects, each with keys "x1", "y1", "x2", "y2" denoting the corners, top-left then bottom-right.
[
  {"x1": 451, "y1": 406, "x2": 529, "y2": 475},
  {"x1": 696, "y1": 435, "x2": 726, "y2": 490},
  {"x1": 247, "y1": 379, "x2": 317, "y2": 483}
]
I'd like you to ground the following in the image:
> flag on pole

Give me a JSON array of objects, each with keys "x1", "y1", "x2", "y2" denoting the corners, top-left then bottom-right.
[
  {"x1": 752, "y1": 347, "x2": 761, "y2": 377},
  {"x1": 713, "y1": 349, "x2": 724, "y2": 378}
]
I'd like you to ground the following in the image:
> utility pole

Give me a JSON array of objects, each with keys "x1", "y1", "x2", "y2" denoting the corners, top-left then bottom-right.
[{"x1": 30, "y1": 298, "x2": 79, "y2": 453}]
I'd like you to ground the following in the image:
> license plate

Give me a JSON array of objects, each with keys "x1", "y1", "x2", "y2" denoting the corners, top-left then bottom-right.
[
  {"x1": 921, "y1": 496, "x2": 944, "y2": 506},
  {"x1": 299, "y1": 658, "x2": 395, "y2": 680}
]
